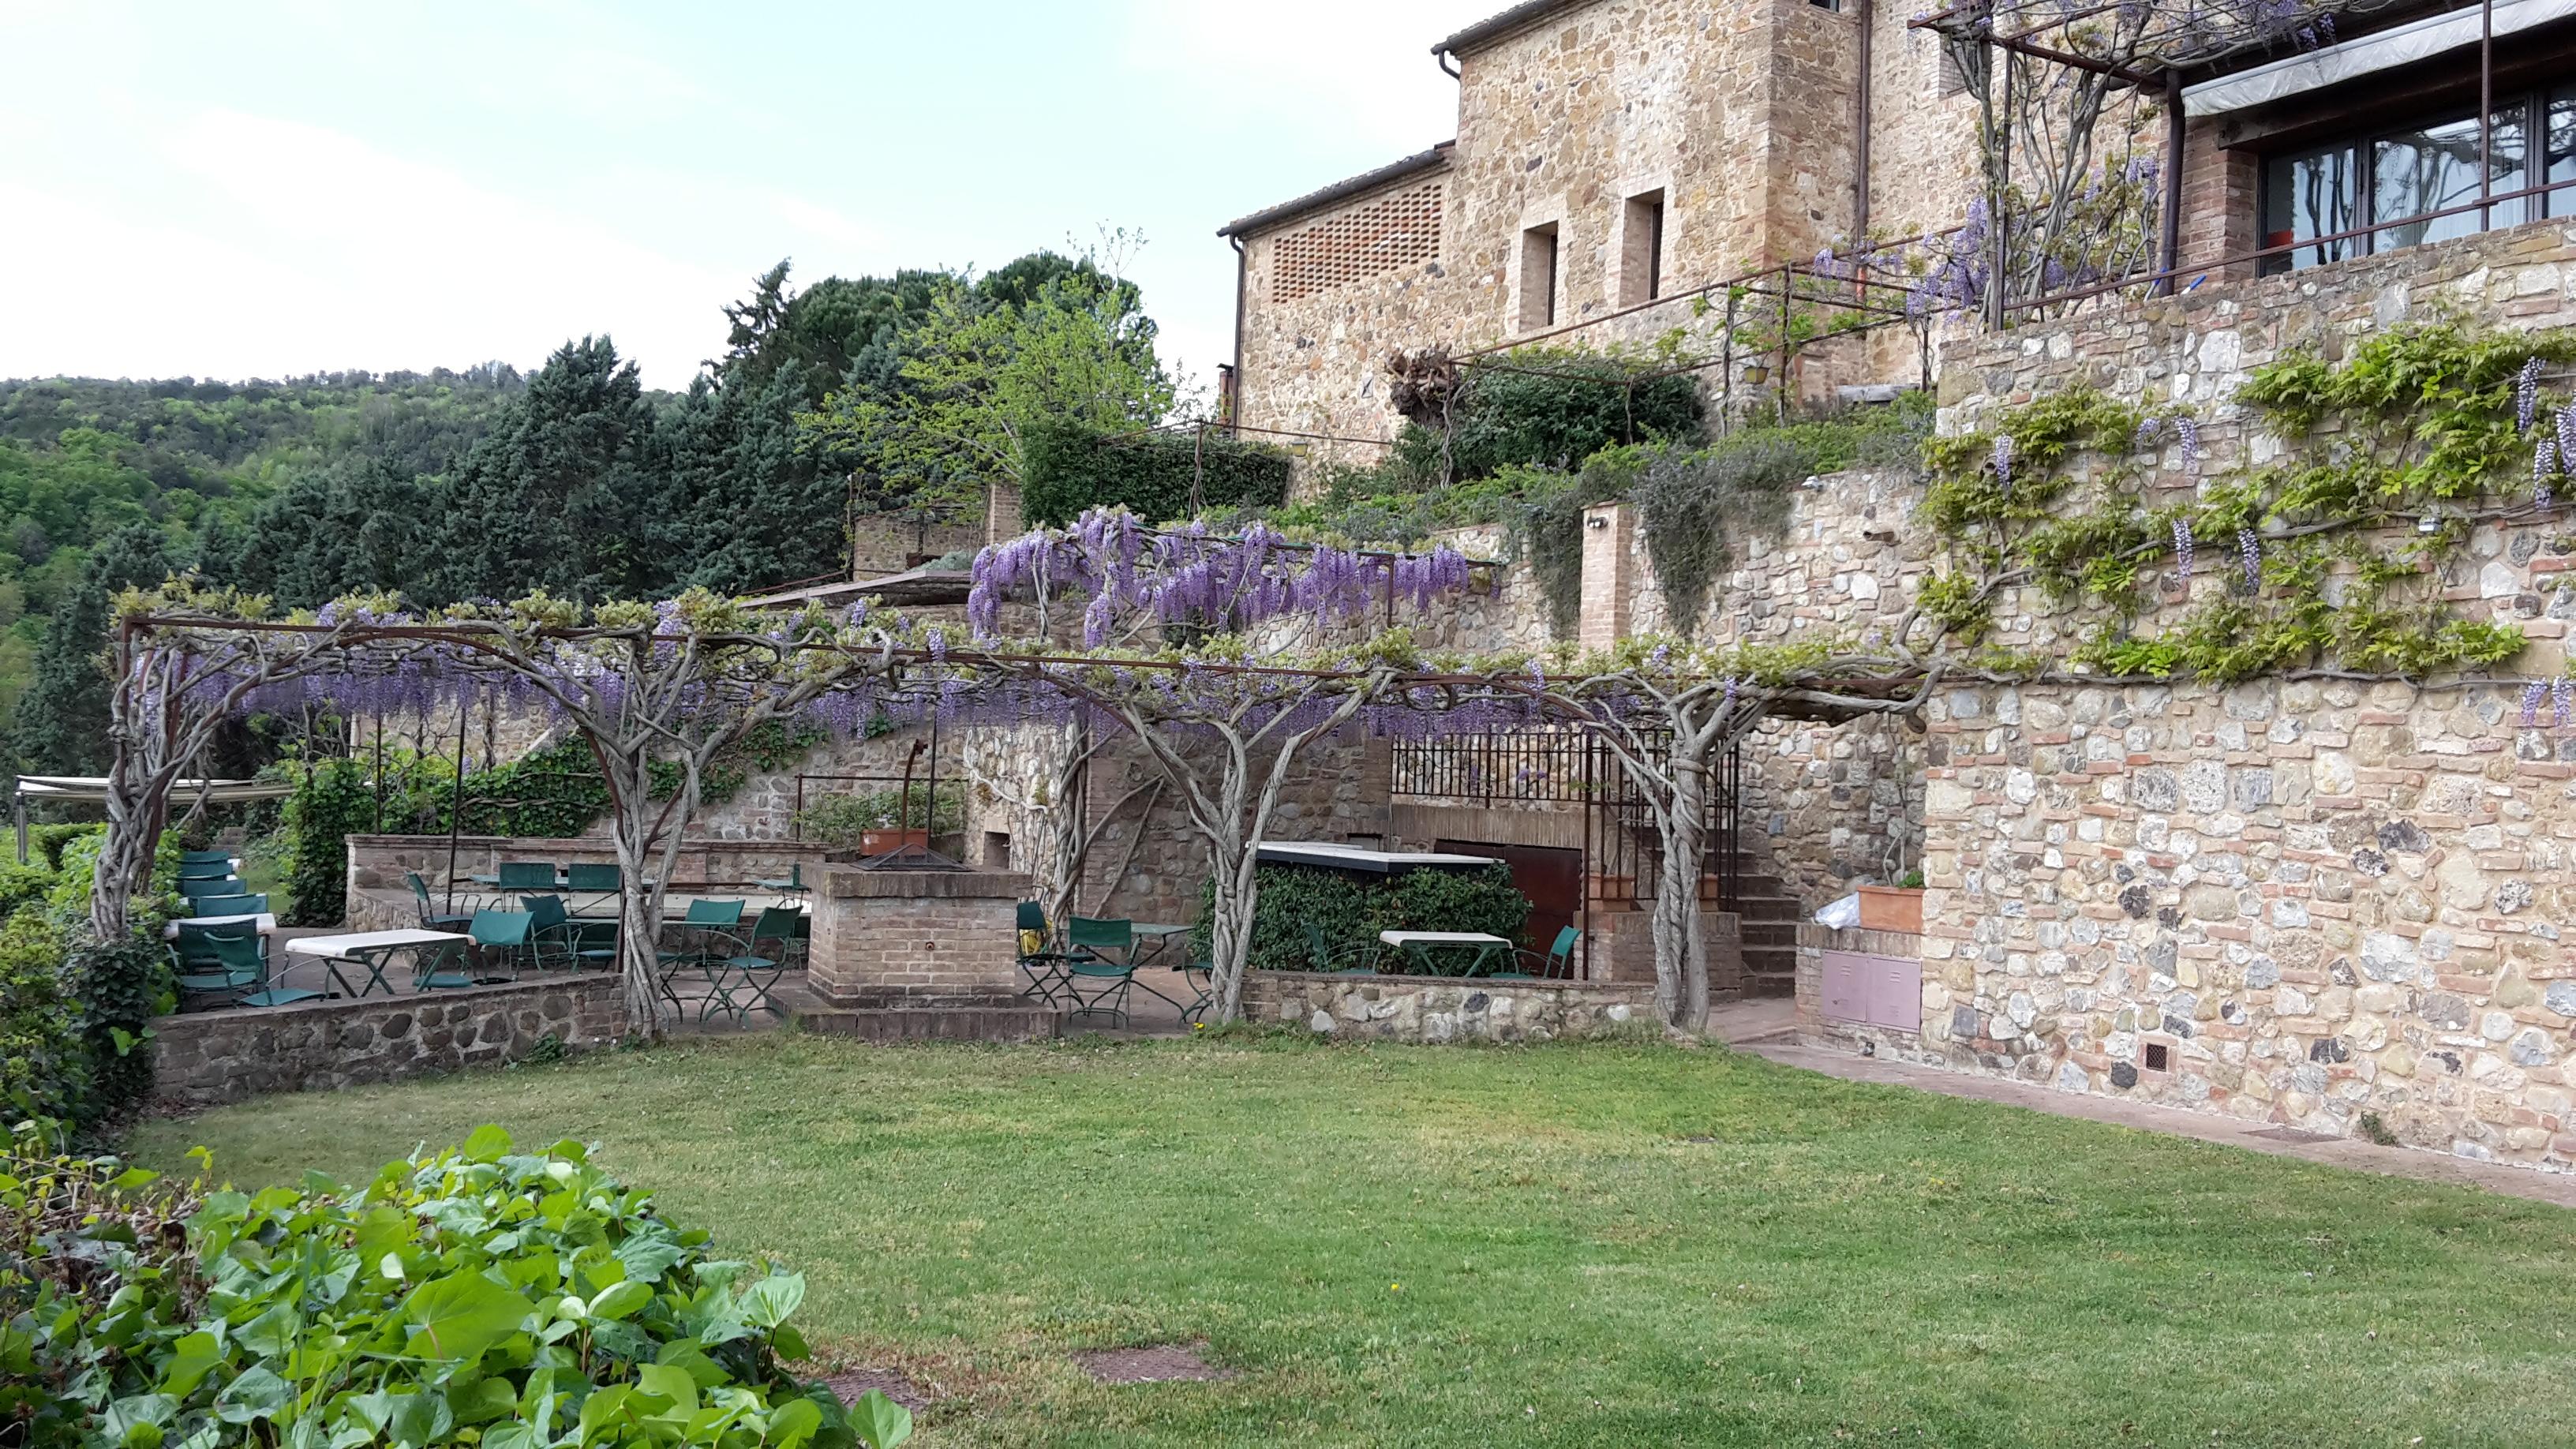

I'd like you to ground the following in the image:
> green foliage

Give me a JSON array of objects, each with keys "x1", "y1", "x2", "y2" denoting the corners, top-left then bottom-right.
[
  {"x1": 1595, "y1": 435, "x2": 1803, "y2": 631},
  {"x1": 1192, "y1": 863, "x2": 1531, "y2": 972},
  {"x1": 2, "y1": 1122, "x2": 908, "y2": 1448},
  {"x1": 64, "y1": 933, "x2": 171, "y2": 1124},
  {"x1": 13, "y1": 521, "x2": 179, "y2": 775},
  {"x1": 1919, "y1": 328, "x2": 2570, "y2": 681},
  {"x1": 1435, "y1": 349, "x2": 1703, "y2": 482},
  {"x1": 793, "y1": 784, "x2": 965, "y2": 847},
  {"x1": 1020, "y1": 421, "x2": 1291, "y2": 527},
  {"x1": 279, "y1": 757, "x2": 397, "y2": 928},
  {"x1": 0, "y1": 912, "x2": 84, "y2": 1122}
]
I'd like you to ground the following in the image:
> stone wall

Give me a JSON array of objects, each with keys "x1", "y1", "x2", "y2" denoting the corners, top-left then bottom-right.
[
  {"x1": 806, "y1": 867, "x2": 1030, "y2": 1008},
  {"x1": 1876, "y1": 222, "x2": 2576, "y2": 1169},
  {"x1": 151, "y1": 973, "x2": 627, "y2": 1111},
  {"x1": 1244, "y1": 968, "x2": 1659, "y2": 1043}
]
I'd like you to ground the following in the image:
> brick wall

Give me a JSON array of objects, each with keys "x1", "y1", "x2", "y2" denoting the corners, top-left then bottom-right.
[
  {"x1": 807, "y1": 867, "x2": 1029, "y2": 1007},
  {"x1": 151, "y1": 973, "x2": 627, "y2": 1111}
]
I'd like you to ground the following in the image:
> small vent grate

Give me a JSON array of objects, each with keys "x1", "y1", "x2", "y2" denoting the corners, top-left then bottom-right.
[
  {"x1": 2143, "y1": 1041, "x2": 2171, "y2": 1073},
  {"x1": 1271, "y1": 182, "x2": 1443, "y2": 302}
]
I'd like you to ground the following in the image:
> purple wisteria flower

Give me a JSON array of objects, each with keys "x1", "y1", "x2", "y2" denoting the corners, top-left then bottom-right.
[
  {"x1": 2237, "y1": 527, "x2": 2261, "y2": 590},
  {"x1": 2522, "y1": 679, "x2": 2548, "y2": 728},
  {"x1": 2555, "y1": 404, "x2": 2576, "y2": 477},
  {"x1": 2557, "y1": 676, "x2": 2575, "y2": 730},
  {"x1": 2175, "y1": 417, "x2": 2201, "y2": 465},
  {"x1": 2537, "y1": 438, "x2": 2559, "y2": 512},
  {"x1": 2172, "y1": 517, "x2": 2195, "y2": 582},
  {"x1": 1992, "y1": 434, "x2": 2016, "y2": 495},
  {"x1": 2517, "y1": 357, "x2": 2546, "y2": 435},
  {"x1": 2135, "y1": 416, "x2": 2161, "y2": 451}
]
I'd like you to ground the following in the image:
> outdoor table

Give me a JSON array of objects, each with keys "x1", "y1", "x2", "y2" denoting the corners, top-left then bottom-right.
[
  {"x1": 1378, "y1": 930, "x2": 1516, "y2": 978},
  {"x1": 1127, "y1": 922, "x2": 1191, "y2": 966},
  {"x1": 286, "y1": 929, "x2": 470, "y2": 998},
  {"x1": 163, "y1": 912, "x2": 276, "y2": 939}
]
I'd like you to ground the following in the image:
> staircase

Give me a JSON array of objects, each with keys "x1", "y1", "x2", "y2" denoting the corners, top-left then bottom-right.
[{"x1": 1717, "y1": 850, "x2": 1803, "y2": 998}]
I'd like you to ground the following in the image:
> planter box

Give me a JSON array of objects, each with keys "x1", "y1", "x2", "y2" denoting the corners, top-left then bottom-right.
[
  {"x1": 1855, "y1": 886, "x2": 1923, "y2": 934},
  {"x1": 859, "y1": 829, "x2": 930, "y2": 856}
]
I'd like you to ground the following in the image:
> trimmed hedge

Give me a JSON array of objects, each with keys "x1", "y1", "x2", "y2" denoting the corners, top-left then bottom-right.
[
  {"x1": 1020, "y1": 420, "x2": 1292, "y2": 527},
  {"x1": 1194, "y1": 861, "x2": 1530, "y2": 973}
]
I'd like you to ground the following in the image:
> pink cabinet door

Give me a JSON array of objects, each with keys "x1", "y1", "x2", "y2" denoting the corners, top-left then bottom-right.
[
  {"x1": 1865, "y1": 956, "x2": 1921, "y2": 1033},
  {"x1": 1819, "y1": 952, "x2": 1865, "y2": 1024}
]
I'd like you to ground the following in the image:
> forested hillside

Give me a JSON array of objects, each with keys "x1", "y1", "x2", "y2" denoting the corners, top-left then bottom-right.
[{"x1": 0, "y1": 244, "x2": 1185, "y2": 776}]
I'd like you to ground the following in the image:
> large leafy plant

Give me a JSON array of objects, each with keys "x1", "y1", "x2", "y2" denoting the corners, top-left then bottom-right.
[{"x1": 2, "y1": 1123, "x2": 910, "y2": 1449}]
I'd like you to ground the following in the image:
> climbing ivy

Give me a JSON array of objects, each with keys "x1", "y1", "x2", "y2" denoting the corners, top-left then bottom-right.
[{"x1": 1922, "y1": 324, "x2": 2562, "y2": 683}]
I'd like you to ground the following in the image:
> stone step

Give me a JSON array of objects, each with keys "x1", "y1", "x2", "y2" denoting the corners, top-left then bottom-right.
[{"x1": 794, "y1": 1003, "x2": 1065, "y2": 1043}]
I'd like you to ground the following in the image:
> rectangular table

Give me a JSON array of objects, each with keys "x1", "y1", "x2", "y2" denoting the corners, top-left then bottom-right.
[
  {"x1": 1378, "y1": 930, "x2": 1517, "y2": 978},
  {"x1": 286, "y1": 929, "x2": 470, "y2": 998}
]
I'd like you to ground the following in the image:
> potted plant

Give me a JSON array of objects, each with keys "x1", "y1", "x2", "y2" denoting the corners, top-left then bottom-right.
[{"x1": 1856, "y1": 867, "x2": 1925, "y2": 934}]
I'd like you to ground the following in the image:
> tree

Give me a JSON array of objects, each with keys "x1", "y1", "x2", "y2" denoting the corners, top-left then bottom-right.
[
  {"x1": 432, "y1": 337, "x2": 672, "y2": 604},
  {"x1": 965, "y1": 507, "x2": 1474, "y2": 1020},
  {"x1": 802, "y1": 242, "x2": 1176, "y2": 523},
  {"x1": 209, "y1": 458, "x2": 444, "y2": 607},
  {"x1": 658, "y1": 361, "x2": 848, "y2": 594},
  {"x1": 14, "y1": 522, "x2": 180, "y2": 773}
]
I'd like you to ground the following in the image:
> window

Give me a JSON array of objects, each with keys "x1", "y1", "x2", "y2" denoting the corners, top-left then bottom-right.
[
  {"x1": 1618, "y1": 191, "x2": 1665, "y2": 307},
  {"x1": 1518, "y1": 223, "x2": 1559, "y2": 331},
  {"x1": 2260, "y1": 86, "x2": 2560, "y2": 275}
]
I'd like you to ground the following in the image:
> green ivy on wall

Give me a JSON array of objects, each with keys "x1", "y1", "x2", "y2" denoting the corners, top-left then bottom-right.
[
  {"x1": 1020, "y1": 420, "x2": 1293, "y2": 527},
  {"x1": 1919, "y1": 324, "x2": 2553, "y2": 683}
]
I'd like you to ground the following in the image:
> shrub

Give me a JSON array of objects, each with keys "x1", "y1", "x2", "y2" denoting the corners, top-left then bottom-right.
[
  {"x1": 0, "y1": 912, "x2": 84, "y2": 1121},
  {"x1": 1193, "y1": 861, "x2": 1531, "y2": 973},
  {"x1": 794, "y1": 784, "x2": 965, "y2": 848},
  {"x1": 1, "y1": 1122, "x2": 912, "y2": 1449},
  {"x1": 1020, "y1": 419, "x2": 1292, "y2": 527},
  {"x1": 1436, "y1": 349, "x2": 1704, "y2": 482}
]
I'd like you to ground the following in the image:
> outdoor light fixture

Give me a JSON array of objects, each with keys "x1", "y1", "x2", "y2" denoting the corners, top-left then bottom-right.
[
  {"x1": 1742, "y1": 361, "x2": 1772, "y2": 384},
  {"x1": 1586, "y1": 515, "x2": 1609, "y2": 530},
  {"x1": 2417, "y1": 514, "x2": 2441, "y2": 535}
]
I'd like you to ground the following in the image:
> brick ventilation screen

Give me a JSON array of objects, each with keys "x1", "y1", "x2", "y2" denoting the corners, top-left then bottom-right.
[{"x1": 1271, "y1": 183, "x2": 1443, "y2": 303}]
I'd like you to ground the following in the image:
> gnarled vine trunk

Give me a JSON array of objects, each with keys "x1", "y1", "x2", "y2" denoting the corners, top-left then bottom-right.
[{"x1": 1648, "y1": 762, "x2": 1712, "y2": 1033}]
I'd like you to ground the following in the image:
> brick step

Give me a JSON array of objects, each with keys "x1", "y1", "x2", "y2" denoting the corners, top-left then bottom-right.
[
  {"x1": 1735, "y1": 920, "x2": 1802, "y2": 946},
  {"x1": 1726, "y1": 894, "x2": 1807, "y2": 922}
]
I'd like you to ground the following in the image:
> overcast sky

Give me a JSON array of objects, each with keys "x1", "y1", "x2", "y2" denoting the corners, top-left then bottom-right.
[{"x1": 0, "y1": 0, "x2": 1506, "y2": 397}]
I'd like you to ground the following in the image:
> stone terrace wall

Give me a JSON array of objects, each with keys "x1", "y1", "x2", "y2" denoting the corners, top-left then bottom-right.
[
  {"x1": 1244, "y1": 968, "x2": 1658, "y2": 1044},
  {"x1": 1894, "y1": 223, "x2": 2576, "y2": 1167},
  {"x1": 152, "y1": 973, "x2": 627, "y2": 1111}
]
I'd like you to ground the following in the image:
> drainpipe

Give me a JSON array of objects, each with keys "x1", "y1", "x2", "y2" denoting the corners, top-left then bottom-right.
[
  {"x1": 1436, "y1": 45, "x2": 1460, "y2": 80},
  {"x1": 2157, "y1": 70, "x2": 2185, "y2": 296},
  {"x1": 1228, "y1": 234, "x2": 1247, "y2": 437},
  {"x1": 1852, "y1": 0, "x2": 1874, "y2": 244}
]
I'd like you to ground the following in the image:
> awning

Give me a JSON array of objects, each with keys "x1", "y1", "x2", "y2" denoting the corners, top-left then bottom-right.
[
  {"x1": 2185, "y1": 0, "x2": 2576, "y2": 118},
  {"x1": 14, "y1": 775, "x2": 294, "y2": 806},
  {"x1": 1255, "y1": 842, "x2": 1502, "y2": 876}
]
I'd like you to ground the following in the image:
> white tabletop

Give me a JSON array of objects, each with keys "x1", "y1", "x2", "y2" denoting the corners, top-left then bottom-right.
[
  {"x1": 1379, "y1": 931, "x2": 1512, "y2": 947},
  {"x1": 287, "y1": 929, "x2": 469, "y2": 957},
  {"x1": 163, "y1": 912, "x2": 275, "y2": 939}
]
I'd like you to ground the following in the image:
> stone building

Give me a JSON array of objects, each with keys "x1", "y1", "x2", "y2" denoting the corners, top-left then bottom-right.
[{"x1": 1216, "y1": 0, "x2": 1979, "y2": 473}]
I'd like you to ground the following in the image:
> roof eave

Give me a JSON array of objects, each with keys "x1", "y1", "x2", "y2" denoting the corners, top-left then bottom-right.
[
  {"x1": 1215, "y1": 142, "x2": 1455, "y2": 240},
  {"x1": 1431, "y1": 0, "x2": 1593, "y2": 62}
]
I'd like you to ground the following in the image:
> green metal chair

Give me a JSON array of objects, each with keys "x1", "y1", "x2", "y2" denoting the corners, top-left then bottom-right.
[
  {"x1": 407, "y1": 871, "x2": 474, "y2": 932},
  {"x1": 519, "y1": 895, "x2": 582, "y2": 970},
  {"x1": 1174, "y1": 959, "x2": 1215, "y2": 1026},
  {"x1": 468, "y1": 909, "x2": 536, "y2": 980},
  {"x1": 657, "y1": 900, "x2": 747, "y2": 1020},
  {"x1": 192, "y1": 893, "x2": 268, "y2": 919},
  {"x1": 411, "y1": 938, "x2": 477, "y2": 992},
  {"x1": 1060, "y1": 916, "x2": 1138, "y2": 1027},
  {"x1": 1503, "y1": 925, "x2": 1578, "y2": 981},
  {"x1": 709, "y1": 907, "x2": 803, "y2": 1023},
  {"x1": 566, "y1": 863, "x2": 620, "y2": 915},
  {"x1": 496, "y1": 860, "x2": 558, "y2": 893},
  {"x1": 227, "y1": 931, "x2": 322, "y2": 1009},
  {"x1": 1303, "y1": 920, "x2": 1376, "y2": 975},
  {"x1": 178, "y1": 874, "x2": 245, "y2": 900},
  {"x1": 757, "y1": 861, "x2": 809, "y2": 895},
  {"x1": 1017, "y1": 901, "x2": 1073, "y2": 1005},
  {"x1": 178, "y1": 856, "x2": 234, "y2": 882},
  {"x1": 170, "y1": 927, "x2": 264, "y2": 1005},
  {"x1": 179, "y1": 849, "x2": 233, "y2": 867}
]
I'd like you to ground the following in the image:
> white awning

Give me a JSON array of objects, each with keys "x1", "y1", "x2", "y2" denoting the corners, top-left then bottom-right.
[
  {"x1": 1255, "y1": 842, "x2": 1503, "y2": 876},
  {"x1": 2185, "y1": 0, "x2": 2576, "y2": 118},
  {"x1": 13, "y1": 776, "x2": 294, "y2": 806}
]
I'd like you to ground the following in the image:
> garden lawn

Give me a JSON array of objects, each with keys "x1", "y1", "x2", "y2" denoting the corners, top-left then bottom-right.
[{"x1": 130, "y1": 1034, "x2": 2576, "y2": 1448}]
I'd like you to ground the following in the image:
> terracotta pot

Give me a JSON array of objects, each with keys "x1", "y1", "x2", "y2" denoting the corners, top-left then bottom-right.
[
  {"x1": 1855, "y1": 885, "x2": 1923, "y2": 934},
  {"x1": 859, "y1": 829, "x2": 930, "y2": 856}
]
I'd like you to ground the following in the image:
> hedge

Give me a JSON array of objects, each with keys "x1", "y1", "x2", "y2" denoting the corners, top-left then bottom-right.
[
  {"x1": 1193, "y1": 861, "x2": 1531, "y2": 972},
  {"x1": 1020, "y1": 420, "x2": 1292, "y2": 526}
]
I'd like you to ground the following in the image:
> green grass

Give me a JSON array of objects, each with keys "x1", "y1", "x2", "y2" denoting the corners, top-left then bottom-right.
[{"x1": 129, "y1": 1034, "x2": 2576, "y2": 1447}]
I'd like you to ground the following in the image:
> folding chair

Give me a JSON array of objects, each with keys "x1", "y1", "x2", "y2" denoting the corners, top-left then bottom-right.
[
  {"x1": 411, "y1": 938, "x2": 477, "y2": 992},
  {"x1": 228, "y1": 931, "x2": 323, "y2": 1009},
  {"x1": 179, "y1": 849, "x2": 234, "y2": 869},
  {"x1": 1304, "y1": 920, "x2": 1376, "y2": 975},
  {"x1": 408, "y1": 871, "x2": 474, "y2": 932},
  {"x1": 496, "y1": 861, "x2": 559, "y2": 893},
  {"x1": 179, "y1": 874, "x2": 245, "y2": 901},
  {"x1": 566, "y1": 863, "x2": 620, "y2": 915},
  {"x1": 657, "y1": 900, "x2": 746, "y2": 1021},
  {"x1": 712, "y1": 907, "x2": 803, "y2": 1023},
  {"x1": 192, "y1": 893, "x2": 268, "y2": 919},
  {"x1": 1017, "y1": 901, "x2": 1073, "y2": 1005},
  {"x1": 1174, "y1": 959, "x2": 1215, "y2": 1027},
  {"x1": 170, "y1": 927, "x2": 264, "y2": 1005},
  {"x1": 1506, "y1": 925, "x2": 1579, "y2": 981},
  {"x1": 520, "y1": 895, "x2": 581, "y2": 970},
  {"x1": 468, "y1": 909, "x2": 536, "y2": 981}
]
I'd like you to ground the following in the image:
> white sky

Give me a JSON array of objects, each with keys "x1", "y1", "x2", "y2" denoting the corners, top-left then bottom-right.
[{"x1": 0, "y1": 0, "x2": 1503, "y2": 395}]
